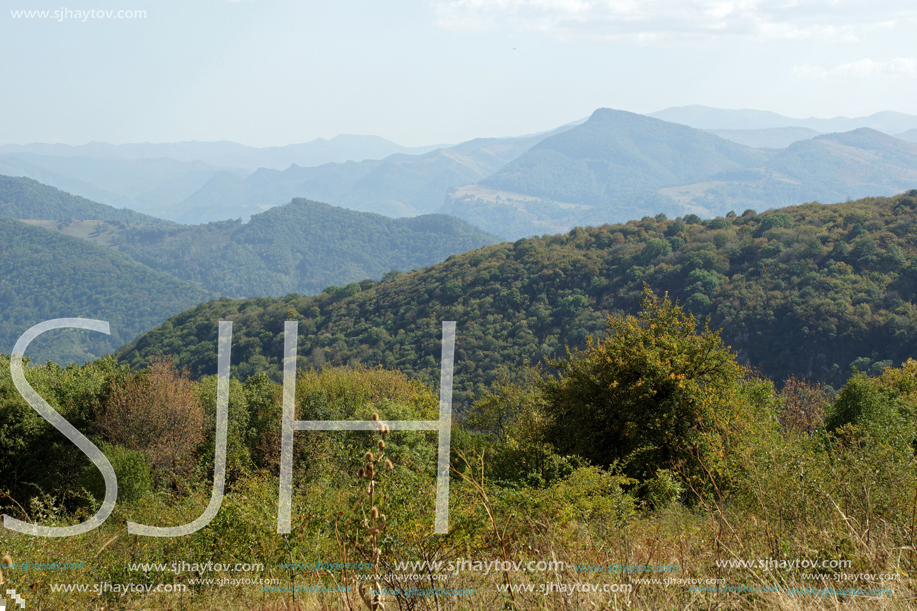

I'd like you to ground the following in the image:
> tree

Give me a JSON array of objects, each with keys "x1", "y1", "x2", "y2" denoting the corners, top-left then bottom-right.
[
  {"x1": 543, "y1": 286, "x2": 744, "y2": 482},
  {"x1": 95, "y1": 357, "x2": 204, "y2": 489}
]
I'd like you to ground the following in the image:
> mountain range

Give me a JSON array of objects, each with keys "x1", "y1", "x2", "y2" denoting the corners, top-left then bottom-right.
[
  {"x1": 0, "y1": 125, "x2": 580, "y2": 224},
  {"x1": 0, "y1": 175, "x2": 501, "y2": 298},
  {"x1": 702, "y1": 127, "x2": 823, "y2": 149},
  {"x1": 4, "y1": 106, "x2": 917, "y2": 242},
  {"x1": 442, "y1": 109, "x2": 917, "y2": 238},
  {"x1": 109, "y1": 199, "x2": 501, "y2": 297},
  {"x1": 167, "y1": 128, "x2": 576, "y2": 224},
  {"x1": 0, "y1": 135, "x2": 445, "y2": 170},
  {"x1": 648, "y1": 105, "x2": 917, "y2": 133}
]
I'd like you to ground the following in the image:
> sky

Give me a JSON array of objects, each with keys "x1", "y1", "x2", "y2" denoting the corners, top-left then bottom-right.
[{"x1": 3, "y1": 0, "x2": 917, "y2": 147}]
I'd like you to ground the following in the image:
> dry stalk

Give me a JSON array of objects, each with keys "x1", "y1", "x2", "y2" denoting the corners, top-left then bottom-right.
[
  {"x1": 334, "y1": 515, "x2": 357, "y2": 611},
  {"x1": 452, "y1": 448, "x2": 517, "y2": 605},
  {"x1": 357, "y1": 413, "x2": 391, "y2": 611}
]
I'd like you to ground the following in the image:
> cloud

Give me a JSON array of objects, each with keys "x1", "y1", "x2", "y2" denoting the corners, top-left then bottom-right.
[
  {"x1": 793, "y1": 58, "x2": 917, "y2": 79},
  {"x1": 430, "y1": 0, "x2": 916, "y2": 43}
]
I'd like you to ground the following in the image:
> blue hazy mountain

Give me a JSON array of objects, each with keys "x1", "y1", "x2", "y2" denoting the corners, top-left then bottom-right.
[
  {"x1": 157, "y1": 125, "x2": 579, "y2": 224},
  {"x1": 441, "y1": 110, "x2": 917, "y2": 239},
  {"x1": 703, "y1": 127, "x2": 822, "y2": 149},
  {"x1": 649, "y1": 105, "x2": 917, "y2": 133},
  {"x1": 0, "y1": 135, "x2": 446, "y2": 170}
]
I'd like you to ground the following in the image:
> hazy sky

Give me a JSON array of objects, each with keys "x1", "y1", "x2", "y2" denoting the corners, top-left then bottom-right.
[{"x1": 3, "y1": 0, "x2": 917, "y2": 146}]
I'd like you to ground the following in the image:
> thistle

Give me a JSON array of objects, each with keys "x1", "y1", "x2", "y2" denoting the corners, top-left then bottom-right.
[
  {"x1": 357, "y1": 415, "x2": 390, "y2": 611},
  {"x1": 0, "y1": 554, "x2": 9, "y2": 585}
]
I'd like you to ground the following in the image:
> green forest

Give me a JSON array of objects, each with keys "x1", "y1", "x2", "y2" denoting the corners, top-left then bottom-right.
[
  {"x1": 119, "y1": 191, "x2": 917, "y2": 410},
  {"x1": 0, "y1": 216, "x2": 214, "y2": 364},
  {"x1": 111, "y1": 198, "x2": 502, "y2": 297}
]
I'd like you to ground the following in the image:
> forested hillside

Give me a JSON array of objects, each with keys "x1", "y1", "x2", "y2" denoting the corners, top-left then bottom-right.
[
  {"x1": 0, "y1": 217, "x2": 214, "y2": 364},
  {"x1": 118, "y1": 191, "x2": 917, "y2": 408},
  {"x1": 0, "y1": 174, "x2": 171, "y2": 225},
  {"x1": 111, "y1": 198, "x2": 502, "y2": 297}
]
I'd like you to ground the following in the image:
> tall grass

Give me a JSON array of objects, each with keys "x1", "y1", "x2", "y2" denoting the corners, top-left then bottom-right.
[{"x1": 1, "y1": 363, "x2": 915, "y2": 609}]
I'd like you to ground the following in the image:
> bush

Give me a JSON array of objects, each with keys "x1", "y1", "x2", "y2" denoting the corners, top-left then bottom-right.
[
  {"x1": 543, "y1": 286, "x2": 746, "y2": 484},
  {"x1": 778, "y1": 375, "x2": 828, "y2": 434},
  {"x1": 197, "y1": 375, "x2": 253, "y2": 481},
  {"x1": 644, "y1": 468, "x2": 684, "y2": 510},
  {"x1": 80, "y1": 442, "x2": 152, "y2": 504}
]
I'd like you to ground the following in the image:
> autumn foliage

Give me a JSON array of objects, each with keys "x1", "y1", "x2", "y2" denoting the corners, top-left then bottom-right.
[{"x1": 96, "y1": 357, "x2": 204, "y2": 488}]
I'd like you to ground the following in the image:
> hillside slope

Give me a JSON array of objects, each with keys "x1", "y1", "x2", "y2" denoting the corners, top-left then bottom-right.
[
  {"x1": 765, "y1": 129, "x2": 917, "y2": 198},
  {"x1": 0, "y1": 217, "x2": 213, "y2": 364},
  {"x1": 117, "y1": 191, "x2": 917, "y2": 408},
  {"x1": 704, "y1": 127, "x2": 822, "y2": 149},
  {"x1": 0, "y1": 175, "x2": 172, "y2": 225}
]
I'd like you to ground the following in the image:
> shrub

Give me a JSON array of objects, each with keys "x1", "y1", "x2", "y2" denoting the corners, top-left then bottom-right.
[
  {"x1": 95, "y1": 357, "x2": 204, "y2": 489},
  {"x1": 543, "y1": 286, "x2": 746, "y2": 484},
  {"x1": 80, "y1": 442, "x2": 152, "y2": 503},
  {"x1": 464, "y1": 367, "x2": 585, "y2": 487},
  {"x1": 197, "y1": 375, "x2": 253, "y2": 480},
  {"x1": 644, "y1": 468, "x2": 684, "y2": 510},
  {"x1": 778, "y1": 375, "x2": 828, "y2": 434}
]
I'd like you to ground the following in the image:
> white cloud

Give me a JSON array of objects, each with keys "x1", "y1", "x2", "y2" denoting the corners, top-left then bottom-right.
[
  {"x1": 430, "y1": 0, "x2": 917, "y2": 43},
  {"x1": 794, "y1": 57, "x2": 917, "y2": 79}
]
